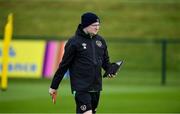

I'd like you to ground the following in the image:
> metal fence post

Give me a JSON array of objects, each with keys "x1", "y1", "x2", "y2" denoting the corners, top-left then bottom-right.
[{"x1": 162, "y1": 39, "x2": 167, "y2": 85}]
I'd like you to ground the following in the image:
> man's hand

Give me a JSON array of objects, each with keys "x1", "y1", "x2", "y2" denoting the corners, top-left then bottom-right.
[
  {"x1": 107, "y1": 73, "x2": 117, "y2": 78},
  {"x1": 103, "y1": 61, "x2": 123, "y2": 78},
  {"x1": 49, "y1": 88, "x2": 57, "y2": 104},
  {"x1": 104, "y1": 63, "x2": 118, "y2": 78}
]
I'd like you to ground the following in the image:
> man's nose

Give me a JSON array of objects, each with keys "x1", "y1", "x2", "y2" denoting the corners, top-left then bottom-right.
[{"x1": 96, "y1": 26, "x2": 100, "y2": 30}]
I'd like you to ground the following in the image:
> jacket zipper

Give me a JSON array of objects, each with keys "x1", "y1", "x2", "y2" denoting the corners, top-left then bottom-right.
[
  {"x1": 91, "y1": 38, "x2": 97, "y2": 91},
  {"x1": 91, "y1": 39, "x2": 97, "y2": 65}
]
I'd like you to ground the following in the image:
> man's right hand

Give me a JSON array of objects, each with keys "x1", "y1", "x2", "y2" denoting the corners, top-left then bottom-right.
[{"x1": 49, "y1": 88, "x2": 57, "y2": 104}]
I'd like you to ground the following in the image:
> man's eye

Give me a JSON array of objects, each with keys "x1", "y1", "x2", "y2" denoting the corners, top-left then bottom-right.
[{"x1": 91, "y1": 24, "x2": 100, "y2": 27}]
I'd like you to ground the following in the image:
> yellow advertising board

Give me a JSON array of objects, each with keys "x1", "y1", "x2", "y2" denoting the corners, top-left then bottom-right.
[{"x1": 0, "y1": 40, "x2": 46, "y2": 78}]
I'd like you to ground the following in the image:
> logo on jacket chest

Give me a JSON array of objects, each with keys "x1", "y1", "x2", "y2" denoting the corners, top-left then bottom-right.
[
  {"x1": 82, "y1": 43, "x2": 87, "y2": 49},
  {"x1": 96, "y1": 40, "x2": 102, "y2": 47}
]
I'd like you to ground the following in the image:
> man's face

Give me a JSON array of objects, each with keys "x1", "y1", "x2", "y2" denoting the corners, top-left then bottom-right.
[{"x1": 86, "y1": 22, "x2": 100, "y2": 35}]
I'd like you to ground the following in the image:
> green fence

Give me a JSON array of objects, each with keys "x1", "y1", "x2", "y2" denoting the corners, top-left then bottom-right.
[
  {"x1": 1, "y1": 35, "x2": 180, "y2": 86},
  {"x1": 107, "y1": 38, "x2": 180, "y2": 86}
]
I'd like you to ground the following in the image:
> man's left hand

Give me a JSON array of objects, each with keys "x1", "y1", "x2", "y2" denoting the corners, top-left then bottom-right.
[{"x1": 107, "y1": 73, "x2": 117, "y2": 78}]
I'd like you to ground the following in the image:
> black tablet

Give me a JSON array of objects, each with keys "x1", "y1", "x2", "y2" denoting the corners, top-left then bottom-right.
[{"x1": 103, "y1": 61, "x2": 124, "y2": 77}]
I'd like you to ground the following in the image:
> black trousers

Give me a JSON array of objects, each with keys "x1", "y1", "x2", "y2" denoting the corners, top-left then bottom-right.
[{"x1": 75, "y1": 91, "x2": 100, "y2": 114}]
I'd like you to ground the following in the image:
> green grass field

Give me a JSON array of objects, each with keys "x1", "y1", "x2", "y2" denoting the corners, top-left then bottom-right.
[
  {"x1": 0, "y1": 0, "x2": 180, "y2": 39},
  {"x1": 0, "y1": 71, "x2": 180, "y2": 113}
]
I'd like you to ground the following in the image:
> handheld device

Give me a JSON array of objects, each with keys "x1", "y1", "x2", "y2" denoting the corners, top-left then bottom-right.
[{"x1": 103, "y1": 61, "x2": 124, "y2": 77}]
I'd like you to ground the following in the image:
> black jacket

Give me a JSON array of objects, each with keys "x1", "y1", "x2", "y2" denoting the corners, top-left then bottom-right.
[{"x1": 50, "y1": 24, "x2": 111, "y2": 92}]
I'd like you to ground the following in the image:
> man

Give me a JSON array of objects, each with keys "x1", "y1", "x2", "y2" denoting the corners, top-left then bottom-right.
[{"x1": 49, "y1": 12, "x2": 116, "y2": 114}]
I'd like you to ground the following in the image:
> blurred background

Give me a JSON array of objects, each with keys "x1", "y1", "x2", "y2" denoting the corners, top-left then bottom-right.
[{"x1": 0, "y1": 0, "x2": 180, "y2": 113}]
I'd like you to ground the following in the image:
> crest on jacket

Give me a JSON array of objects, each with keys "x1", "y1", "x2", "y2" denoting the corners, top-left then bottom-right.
[
  {"x1": 82, "y1": 43, "x2": 87, "y2": 49},
  {"x1": 96, "y1": 40, "x2": 102, "y2": 47}
]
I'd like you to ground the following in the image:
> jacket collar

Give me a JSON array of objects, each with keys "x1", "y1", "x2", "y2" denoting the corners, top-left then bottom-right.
[{"x1": 75, "y1": 24, "x2": 97, "y2": 39}]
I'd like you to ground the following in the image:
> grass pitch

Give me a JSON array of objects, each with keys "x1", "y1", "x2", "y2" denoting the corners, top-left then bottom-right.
[{"x1": 0, "y1": 72, "x2": 180, "y2": 113}]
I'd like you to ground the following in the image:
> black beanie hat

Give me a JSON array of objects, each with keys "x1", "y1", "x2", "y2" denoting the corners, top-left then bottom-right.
[{"x1": 81, "y1": 12, "x2": 100, "y2": 28}]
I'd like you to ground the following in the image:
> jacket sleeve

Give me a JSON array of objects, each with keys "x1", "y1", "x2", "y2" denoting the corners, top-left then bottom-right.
[
  {"x1": 50, "y1": 38, "x2": 76, "y2": 89},
  {"x1": 102, "y1": 39, "x2": 111, "y2": 71}
]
